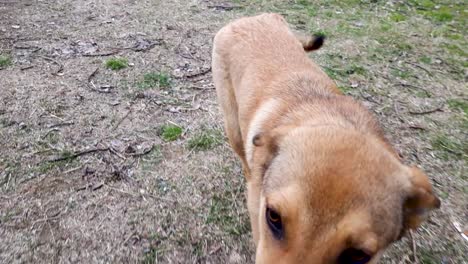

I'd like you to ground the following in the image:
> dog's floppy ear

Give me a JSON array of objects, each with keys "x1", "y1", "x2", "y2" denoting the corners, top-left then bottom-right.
[
  {"x1": 298, "y1": 34, "x2": 326, "y2": 52},
  {"x1": 252, "y1": 126, "x2": 294, "y2": 177},
  {"x1": 403, "y1": 166, "x2": 440, "y2": 231}
]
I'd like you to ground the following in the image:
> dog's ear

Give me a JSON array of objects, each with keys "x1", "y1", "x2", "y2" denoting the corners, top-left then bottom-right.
[
  {"x1": 403, "y1": 166, "x2": 440, "y2": 231},
  {"x1": 252, "y1": 126, "x2": 294, "y2": 177},
  {"x1": 299, "y1": 34, "x2": 326, "y2": 52}
]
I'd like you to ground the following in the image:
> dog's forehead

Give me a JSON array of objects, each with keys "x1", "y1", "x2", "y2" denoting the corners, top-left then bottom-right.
[{"x1": 263, "y1": 128, "x2": 406, "y2": 231}]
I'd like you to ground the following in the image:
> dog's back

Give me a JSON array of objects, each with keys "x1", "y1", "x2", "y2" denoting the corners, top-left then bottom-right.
[{"x1": 213, "y1": 14, "x2": 335, "y2": 96}]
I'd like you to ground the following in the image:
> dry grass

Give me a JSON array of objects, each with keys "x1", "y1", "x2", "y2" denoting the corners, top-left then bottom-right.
[{"x1": 0, "y1": 0, "x2": 466, "y2": 263}]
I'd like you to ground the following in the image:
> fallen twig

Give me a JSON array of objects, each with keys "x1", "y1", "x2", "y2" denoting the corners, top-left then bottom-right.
[
  {"x1": 207, "y1": 4, "x2": 243, "y2": 11},
  {"x1": 82, "y1": 50, "x2": 120, "y2": 57},
  {"x1": 408, "y1": 62, "x2": 431, "y2": 75},
  {"x1": 109, "y1": 147, "x2": 126, "y2": 160},
  {"x1": 47, "y1": 147, "x2": 109, "y2": 162},
  {"x1": 113, "y1": 109, "x2": 132, "y2": 129},
  {"x1": 13, "y1": 44, "x2": 40, "y2": 50},
  {"x1": 396, "y1": 82, "x2": 432, "y2": 97},
  {"x1": 408, "y1": 106, "x2": 443, "y2": 115},
  {"x1": 190, "y1": 85, "x2": 215, "y2": 90},
  {"x1": 87, "y1": 68, "x2": 114, "y2": 93},
  {"x1": 87, "y1": 67, "x2": 99, "y2": 83},
  {"x1": 122, "y1": 231, "x2": 138, "y2": 245},
  {"x1": 409, "y1": 230, "x2": 418, "y2": 263},
  {"x1": 64, "y1": 166, "x2": 82, "y2": 174},
  {"x1": 20, "y1": 65, "x2": 34, "y2": 71},
  {"x1": 407, "y1": 124, "x2": 427, "y2": 130},
  {"x1": 47, "y1": 121, "x2": 74, "y2": 128}
]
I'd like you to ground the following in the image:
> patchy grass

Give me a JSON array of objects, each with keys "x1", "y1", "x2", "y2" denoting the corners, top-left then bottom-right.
[
  {"x1": 187, "y1": 129, "x2": 223, "y2": 151},
  {"x1": 159, "y1": 124, "x2": 183, "y2": 141},
  {"x1": 431, "y1": 134, "x2": 466, "y2": 161},
  {"x1": 0, "y1": 55, "x2": 12, "y2": 67},
  {"x1": 205, "y1": 165, "x2": 250, "y2": 236},
  {"x1": 390, "y1": 13, "x2": 406, "y2": 22},
  {"x1": 420, "y1": 55, "x2": 432, "y2": 64},
  {"x1": 137, "y1": 72, "x2": 171, "y2": 89},
  {"x1": 447, "y1": 99, "x2": 468, "y2": 116},
  {"x1": 140, "y1": 145, "x2": 163, "y2": 170},
  {"x1": 207, "y1": 192, "x2": 249, "y2": 236},
  {"x1": 337, "y1": 85, "x2": 353, "y2": 94},
  {"x1": 141, "y1": 248, "x2": 158, "y2": 264},
  {"x1": 105, "y1": 57, "x2": 128, "y2": 70}
]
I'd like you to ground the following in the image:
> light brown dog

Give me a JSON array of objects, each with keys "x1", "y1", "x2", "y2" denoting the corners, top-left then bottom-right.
[{"x1": 212, "y1": 13, "x2": 440, "y2": 264}]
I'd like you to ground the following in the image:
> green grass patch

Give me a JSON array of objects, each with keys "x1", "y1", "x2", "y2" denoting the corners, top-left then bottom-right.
[
  {"x1": 0, "y1": 55, "x2": 12, "y2": 68},
  {"x1": 346, "y1": 64, "x2": 367, "y2": 76},
  {"x1": 391, "y1": 68, "x2": 412, "y2": 79},
  {"x1": 206, "y1": 166, "x2": 249, "y2": 236},
  {"x1": 380, "y1": 21, "x2": 393, "y2": 32},
  {"x1": 206, "y1": 193, "x2": 249, "y2": 235},
  {"x1": 338, "y1": 86, "x2": 353, "y2": 94},
  {"x1": 141, "y1": 248, "x2": 158, "y2": 264},
  {"x1": 420, "y1": 56, "x2": 432, "y2": 64},
  {"x1": 323, "y1": 63, "x2": 367, "y2": 82},
  {"x1": 294, "y1": 0, "x2": 317, "y2": 16},
  {"x1": 431, "y1": 134, "x2": 467, "y2": 161},
  {"x1": 390, "y1": 13, "x2": 406, "y2": 22},
  {"x1": 396, "y1": 42, "x2": 413, "y2": 52},
  {"x1": 187, "y1": 129, "x2": 223, "y2": 151},
  {"x1": 419, "y1": 248, "x2": 438, "y2": 264},
  {"x1": 447, "y1": 99, "x2": 468, "y2": 116},
  {"x1": 105, "y1": 57, "x2": 128, "y2": 70},
  {"x1": 425, "y1": 7, "x2": 454, "y2": 22},
  {"x1": 137, "y1": 72, "x2": 171, "y2": 89},
  {"x1": 159, "y1": 124, "x2": 183, "y2": 141},
  {"x1": 444, "y1": 44, "x2": 466, "y2": 57}
]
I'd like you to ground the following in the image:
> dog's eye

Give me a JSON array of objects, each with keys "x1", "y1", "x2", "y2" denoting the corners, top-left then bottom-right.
[
  {"x1": 266, "y1": 207, "x2": 284, "y2": 240},
  {"x1": 338, "y1": 248, "x2": 371, "y2": 264}
]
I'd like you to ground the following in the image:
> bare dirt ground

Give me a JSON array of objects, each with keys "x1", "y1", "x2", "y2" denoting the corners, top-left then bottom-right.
[{"x1": 0, "y1": 0, "x2": 466, "y2": 263}]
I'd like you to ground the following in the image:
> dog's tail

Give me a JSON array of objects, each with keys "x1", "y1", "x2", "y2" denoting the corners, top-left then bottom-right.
[{"x1": 298, "y1": 34, "x2": 326, "y2": 52}]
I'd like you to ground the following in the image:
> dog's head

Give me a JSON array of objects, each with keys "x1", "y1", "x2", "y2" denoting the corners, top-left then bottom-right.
[{"x1": 250, "y1": 126, "x2": 440, "y2": 264}]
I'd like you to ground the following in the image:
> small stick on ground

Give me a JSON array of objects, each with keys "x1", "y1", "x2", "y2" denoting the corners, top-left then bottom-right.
[
  {"x1": 20, "y1": 65, "x2": 34, "y2": 71},
  {"x1": 409, "y1": 106, "x2": 443, "y2": 115},
  {"x1": 408, "y1": 62, "x2": 431, "y2": 75},
  {"x1": 47, "y1": 121, "x2": 74, "y2": 128},
  {"x1": 48, "y1": 147, "x2": 109, "y2": 162},
  {"x1": 396, "y1": 82, "x2": 432, "y2": 97},
  {"x1": 409, "y1": 230, "x2": 419, "y2": 263},
  {"x1": 82, "y1": 50, "x2": 120, "y2": 57},
  {"x1": 407, "y1": 124, "x2": 427, "y2": 130},
  {"x1": 113, "y1": 108, "x2": 132, "y2": 129},
  {"x1": 88, "y1": 67, "x2": 99, "y2": 83},
  {"x1": 207, "y1": 5, "x2": 243, "y2": 11},
  {"x1": 190, "y1": 85, "x2": 215, "y2": 90},
  {"x1": 109, "y1": 147, "x2": 126, "y2": 160}
]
